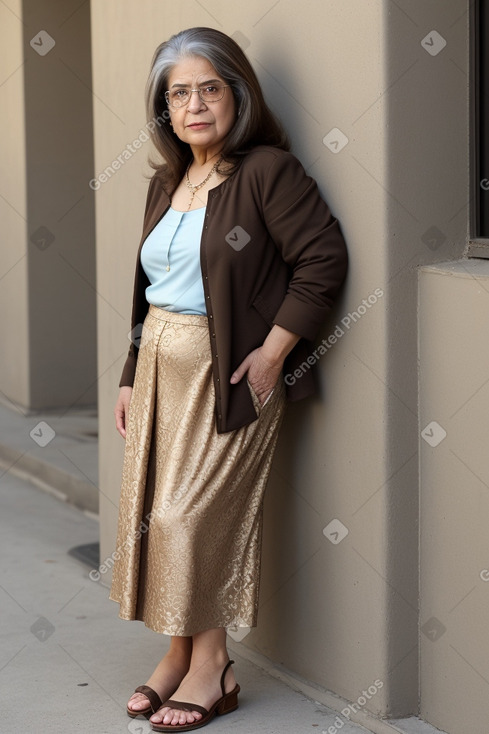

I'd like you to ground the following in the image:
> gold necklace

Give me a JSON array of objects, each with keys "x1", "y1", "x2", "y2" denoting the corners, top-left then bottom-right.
[{"x1": 185, "y1": 156, "x2": 223, "y2": 211}]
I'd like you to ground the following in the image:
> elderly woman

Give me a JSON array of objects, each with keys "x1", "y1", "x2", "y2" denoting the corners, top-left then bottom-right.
[{"x1": 110, "y1": 26, "x2": 348, "y2": 733}]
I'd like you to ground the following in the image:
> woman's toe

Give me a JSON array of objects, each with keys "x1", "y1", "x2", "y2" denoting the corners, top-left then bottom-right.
[
  {"x1": 165, "y1": 708, "x2": 186, "y2": 726},
  {"x1": 149, "y1": 705, "x2": 203, "y2": 725},
  {"x1": 180, "y1": 710, "x2": 201, "y2": 724},
  {"x1": 128, "y1": 694, "x2": 147, "y2": 710},
  {"x1": 170, "y1": 711, "x2": 182, "y2": 725},
  {"x1": 149, "y1": 708, "x2": 164, "y2": 723}
]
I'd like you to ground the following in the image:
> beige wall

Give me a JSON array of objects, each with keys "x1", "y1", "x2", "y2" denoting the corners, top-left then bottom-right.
[
  {"x1": 419, "y1": 262, "x2": 489, "y2": 734},
  {"x1": 0, "y1": 0, "x2": 97, "y2": 410},
  {"x1": 382, "y1": 0, "x2": 471, "y2": 725},
  {"x1": 0, "y1": 0, "x2": 97, "y2": 411},
  {"x1": 0, "y1": 0, "x2": 29, "y2": 406},
  {"x1": 24, "y1": 0, "x2": 97, "y2": 410}
]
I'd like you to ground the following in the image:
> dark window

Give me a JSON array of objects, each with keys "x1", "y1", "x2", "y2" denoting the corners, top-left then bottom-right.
[{"x1": 476, "y1": 0, "x2": 489, "y2": 237}]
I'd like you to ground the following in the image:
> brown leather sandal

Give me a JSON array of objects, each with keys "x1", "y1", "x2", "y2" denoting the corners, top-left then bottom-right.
[
  {"x1": 127, "y1": 684, "x2": 164, "y2": 718},
  {"x1": 150, "y1": 659, "x2": 240, "y2": 732}
]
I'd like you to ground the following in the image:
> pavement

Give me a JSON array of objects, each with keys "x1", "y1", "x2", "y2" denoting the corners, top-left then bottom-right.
[{"x1": 0, "y1": 398, "x2": 447, "y2": 734}]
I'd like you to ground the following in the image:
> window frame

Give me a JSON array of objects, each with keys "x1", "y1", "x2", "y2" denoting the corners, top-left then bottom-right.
[{"x1": 467, "y1": 0, "x2": 489, "y2": 256}]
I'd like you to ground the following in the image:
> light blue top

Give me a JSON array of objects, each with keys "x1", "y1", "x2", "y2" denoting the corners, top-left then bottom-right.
[{"x1": 140, "y1": 206, "x2": 207, "y2": 315}]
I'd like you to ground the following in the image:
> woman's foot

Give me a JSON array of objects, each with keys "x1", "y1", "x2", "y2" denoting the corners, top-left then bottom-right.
[
  {"x1": 149, "y1": 653, "x2": 237, "y2": 728},
  {"x1": 127, "y1": 644, "x2": 191, "y2": 715}
]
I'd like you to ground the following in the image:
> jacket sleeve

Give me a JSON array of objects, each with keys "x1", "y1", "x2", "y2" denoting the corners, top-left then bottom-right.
[
  {"x1": 118, "y1": 175, "x2": 160, "y2": 388},
  {"x1": 261, "y1": 151, "x2": 348, "y2": 341},
  {"x1": 118, "y1": 340, "x2": 137, "y2": 388}
]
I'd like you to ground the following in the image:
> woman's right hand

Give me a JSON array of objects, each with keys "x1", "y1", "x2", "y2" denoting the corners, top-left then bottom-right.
[{"x1": 114, "y1": 386, "x2": 133, "y2": 439}]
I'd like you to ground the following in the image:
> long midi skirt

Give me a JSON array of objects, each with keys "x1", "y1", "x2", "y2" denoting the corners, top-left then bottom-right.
[{"x1": 109, "y1": 305, "x2": 287, "y2": 636}]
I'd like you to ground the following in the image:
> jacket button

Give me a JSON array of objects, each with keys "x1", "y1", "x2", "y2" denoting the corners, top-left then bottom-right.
[{"x1": 209, "y1": 314, "x2": 213, "y2": 319}]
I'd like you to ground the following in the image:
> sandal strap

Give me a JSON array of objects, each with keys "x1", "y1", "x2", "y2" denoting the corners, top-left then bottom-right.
[
  {"x1": 157, "y1": 660, "x2": 236, "y2": 719},
  {"x1": 163, "y1": 698, "x2": 209, "y2": 717},
  {"x1": 134, "y1": 684, "x2": 163, "y2": 713},
  {"x1": 219, "y1": 659, "x2": 235, "y2": 697}
]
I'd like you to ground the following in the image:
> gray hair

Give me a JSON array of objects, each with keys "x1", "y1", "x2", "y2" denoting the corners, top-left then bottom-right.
[{"x1": 144, "y1": 27, "x2": 289, "y2": 190}]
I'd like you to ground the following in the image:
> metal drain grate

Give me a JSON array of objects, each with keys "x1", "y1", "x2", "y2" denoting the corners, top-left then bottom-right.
[{"x1": 68, "y1": 542, "x2": 100, "y2": 568}]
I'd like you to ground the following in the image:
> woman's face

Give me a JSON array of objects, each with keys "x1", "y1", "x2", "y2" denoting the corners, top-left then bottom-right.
[{"x1": 166, "y1": 55, "x2": 236, "y2": 159}]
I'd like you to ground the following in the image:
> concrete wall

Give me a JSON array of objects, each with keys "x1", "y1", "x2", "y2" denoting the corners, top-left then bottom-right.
[
  {"x1": 0, "y1": 0, "x2": 97, "y2": 411},
  {"x1": 382, "y1": 0, "x2": 471, "y2": 726},
  {"x1": 0, "y1": 0, "x2": 29, "y2": 406},
  {"x1": 419, "y1": 262, "x2": 489, "y2": 734}
]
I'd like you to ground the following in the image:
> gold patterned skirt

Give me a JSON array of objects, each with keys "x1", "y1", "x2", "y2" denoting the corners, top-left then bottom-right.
[{"x1": 109, "y1": 305, "x2": 287, "y2": 636}]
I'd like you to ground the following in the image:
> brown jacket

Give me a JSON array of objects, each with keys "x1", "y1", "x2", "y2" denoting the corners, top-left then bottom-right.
[{"x1": 119, "y1": 145, "x2": 348, "y2": 433}]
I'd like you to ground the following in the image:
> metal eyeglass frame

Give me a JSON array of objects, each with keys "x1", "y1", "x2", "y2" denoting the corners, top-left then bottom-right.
[{"x1": 164, "y1": 84, "x2": 230, "y2": 109}]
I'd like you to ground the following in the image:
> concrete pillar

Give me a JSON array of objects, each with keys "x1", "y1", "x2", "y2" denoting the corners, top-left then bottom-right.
[
  {"x1": 0, "y1": 0, "x2": 29, "y2": 406},
  {"x1": 0, "y1": 0, "x2": 97, "y2": 411},
  {"x1": 419, "y1": 261, "x2": 489, "y2": 734}
]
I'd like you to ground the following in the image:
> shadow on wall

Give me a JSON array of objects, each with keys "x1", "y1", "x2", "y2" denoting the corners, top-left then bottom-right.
[{"x1": 22, "y1": 0, "x2": 97, "y2": 410}]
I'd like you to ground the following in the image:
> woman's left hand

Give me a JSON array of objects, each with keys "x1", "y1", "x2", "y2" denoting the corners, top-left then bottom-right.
[
  {"x1": 230, "y1": 347, "x2": 283, "y2": 407},
  {"x1": 231, "y1": 324, "x2": 301, "y2": 406}
]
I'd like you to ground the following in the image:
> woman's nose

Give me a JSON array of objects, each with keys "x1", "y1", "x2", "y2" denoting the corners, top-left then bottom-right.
[{"x1": 187, "y1": 89, "x2": 206, "y2": 113}]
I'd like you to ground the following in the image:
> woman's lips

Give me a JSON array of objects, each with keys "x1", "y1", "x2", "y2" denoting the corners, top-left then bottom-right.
[{"x1": 187, "y1": 122, "x2": 211, "y2": 129}]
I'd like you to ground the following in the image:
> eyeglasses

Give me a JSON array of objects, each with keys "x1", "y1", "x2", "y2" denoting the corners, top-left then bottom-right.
[{"x1": 164, "y1": 83, "x2": 230, "y2": 109}]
